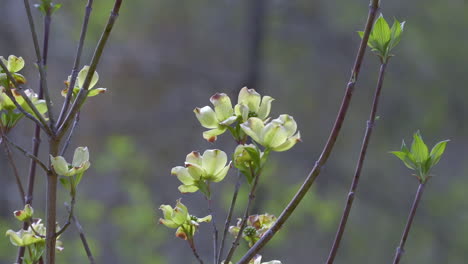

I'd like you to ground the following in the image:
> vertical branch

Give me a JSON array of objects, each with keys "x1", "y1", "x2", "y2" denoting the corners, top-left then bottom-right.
[
  {"x1": 188, "y1": 239, "x2": 204, "y2": 264},
  {"x1": 57, "y1": 0, "x2": 123, "y2": 138},
  {"x1": 218, "y1": 170, "x2": 243, "y2": 263},
  {"x1": 65, "y1": 204, "x2": 96, "y2": 264},
  {"x1": 23, "y1": 0, "x2": 55, "y2": 126},
  {"x1": 392, "y1": 183, "x2": 426, "y2": 264},
  {"x1": 56, "y1": 0, "x2": 94, "y2": 126},
  {"x1": 236, "y1": 1, "x2": 381, "y2": 263},
  {"x1": 224, "y1": 167, "x2": 262, "y2": 264},
  {"x1": 206, "y1": 194, "x2": 219, "y2": 264},
  {"x1": 0, "y1": 130, "x2": 26, "y2": 204},
  {"x1": 326, "y1": 62, "x2": 388, "y2": 263},
  {"x1": 44, "y1": 140, "x2": 59, "y2": 264}
]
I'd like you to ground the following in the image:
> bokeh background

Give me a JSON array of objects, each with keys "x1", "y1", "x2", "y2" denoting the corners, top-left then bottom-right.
[{"x1": 1, "y1": 0, "x2": 468, "y2": 263}]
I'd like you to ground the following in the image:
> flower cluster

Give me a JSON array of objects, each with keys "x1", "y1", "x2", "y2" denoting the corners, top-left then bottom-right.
[
  {"x1": 159, "y1": 200, "x2": 212, "y2": 241},
  {"x1": 229, "y1": 213, "x2": 277, "y2": 248},
  {"x1": 62, "y1": 65, "x2": 106, "y2": 98},
  {"x1": 0, "y1": 55, "x2": 48, "y2": 132}
]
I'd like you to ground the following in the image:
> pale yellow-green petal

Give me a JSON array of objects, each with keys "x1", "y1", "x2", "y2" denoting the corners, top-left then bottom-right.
[
  {"x1": 171, "y1": 166, "x2": 195, "y2": 185},
  {"x1": 240, "y1": 117, "x2": 264, "y2": 143},
  {"x1": 7, "y1": 55, "x2": 25, "y2": 73},
  {"x1": 186, "y1": 163, "x2": 204, "y2": 180},
  {"x1": 219, "y1": 115, "x2": 237, "y2": 126},
  {"x1": 159, "y1": 218, "x2": 179, "y2": 229},
  {"x1": 262, "y1": 123, "x2": 288, "y2": 149},
  {"x1": 5, "y1": 230, "x2": 23, "y2": 246},
  {"x1": 185, "y1": 151, "x2": 202, "y2": 166},
  {"x1": 202, "y1": 127, "x2": 227, "y2": 142},
  {"x1": 50, "y1": 155, "x2": 70, "y2": 176},
  {"x1": 271, "y1": 131, "x2": 301, "y2": 152},
  {"x1": 77, "y1": 66, "x2": 99, "y2": 89},
  {"x1": 212, "y1": 163, "x2": 231, "y2": 182},
  {"x1": 194, "y1": 106, "x2": 219, "y2": 129},
  {"x1": 159, "y1": 204, "x2": 174, "y2": 219},
  {"x1": 72, "y1": 147, "x2": 89, "y2": 168},
  {"x1": 210, "y1": 93, "x2": 233, "y2": 121},
  {"x1": 277, "y1": 114, "x2": 297, "y2": 137},
  {"x1": 202, "y1": 149, "x2": 227, "y2": 176},
  {"x1": 238, "y1": 87, "x2": 261, "y2": 113},
  {"x1": 234, "y1": 103, "x2": 249, "y2": 122},
  {"x1": 258, "y1": 96, "x2": 274, "y2": 120},
  {"x1": 88, "y1": 88, "x2": 107, "y2": 97},
  {"x1": 197, "y1": 215, "x2": 212, "y2": 223},
  {"x1": 178, "y1": 185, "x2": 199, "y2": 193}
]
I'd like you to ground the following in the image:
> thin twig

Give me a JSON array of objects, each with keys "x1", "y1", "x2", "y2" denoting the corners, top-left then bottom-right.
[
  {"x1": 0, "y1": 130, "x2": 26, "y2": 203},
  {"x1": 60, "y1": 112, "x2": 80, "y2": 156},
  {"x1": 326, "y1": 62, "x2": 388, "y2": 263},
  {"x1": 218, "y1": 170, "x2": 243, "y2": 263},
  {"x1": 2, "y1": 135, "x2": 49, "y2": 173},
  {"x1": 206, "y1": 193, "x2": 219, "y2": 264},
  {"x1": 56, "y1": 0, "x2": 94, "y2": 127},
  {"x1": 65, "y1": 204, "x2": 96, "y2": 264},
  {"x1": 55, "y1": 194, "x2": 76, "y2": 237},
  {"x1": 188, "y1": 239, "x2": 204, "y2": 264},
  {"x1": 57, "y1": 0, "x2": 123, "y2": 138},
  {"x1": 22, "y1": 0, "x2": 55, "y2": 127},
  {"x1": 224, "y1": 167, "x2": 262, "y2": 264},
  {"x1": 236, "y1": 1, "x2": 381, "y2": 263},
  {"x1": 392, "y1": 183, "x2": 426, "y2": 264}
]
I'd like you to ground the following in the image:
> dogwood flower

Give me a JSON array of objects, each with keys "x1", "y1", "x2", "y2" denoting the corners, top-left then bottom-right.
[
  {"x1": 62, "y1": 66, "x2": 106, "y2": 97},
  {"x1": 241, "y1": 114, "x2": 301, "y2": 152},
  {"x1": 159, "y1": 200, "x2": 212, "y2": 240},
  {"x1": 50, "y1": 147, "x2": 91, "y2": 177},
  {"x1": 171, "y1": 149, "x2": 231, "y2": 196},
  {"x1": 234, "y1": 87, "x2": 274, "y2": 122},
  {"x1": 194, "y1": 93, "x2": 237, "y2": 142}
]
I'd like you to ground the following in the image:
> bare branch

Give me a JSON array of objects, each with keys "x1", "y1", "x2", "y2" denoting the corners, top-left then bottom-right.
[
  {"x1": 236, "y1": 1, "x2": 381, "y2": 263},
  {"x1": 0, "y1": 129, "x2": 26, "y2": 203},
  {"x1": 56, "y1": 0, "x2": 94, "y2": 126},
  {"x1": 65, "y1": 204, "x2": 96, "y2": 264},
  {"x1": 2, "y1": 135, "x2": 49, "y2": 173}
]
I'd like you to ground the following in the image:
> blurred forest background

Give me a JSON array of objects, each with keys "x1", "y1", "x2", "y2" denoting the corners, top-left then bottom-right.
[{"x1": 1, "y1": 0, "x2": 467, "y2": 263}]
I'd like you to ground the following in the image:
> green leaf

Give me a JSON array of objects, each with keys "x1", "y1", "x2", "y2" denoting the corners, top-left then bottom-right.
[
  {"x1": 59, "y1": 177, "x2": 69, "y2": 190},
  {"x1": 75, "y1": 172, "x2": 84, "y2": 187},
  {"x1": 389, "y1": 19, "x2": 405, "y2": 50},
  {"x1": 429, "y1": 140, "x2": 449, "y2": 167},
  {"x1": 390, "y1": 151, "x2": 417, "y2": 170},
  {"x1": 371, "y1": 15, "x2": 391, "y2": 55},
  {"x1": 52, "y1": 4, "x2": 62, "y2": 14},
  {"x1": 411, "y1": 131, "x2": 429, "y2": 163}
]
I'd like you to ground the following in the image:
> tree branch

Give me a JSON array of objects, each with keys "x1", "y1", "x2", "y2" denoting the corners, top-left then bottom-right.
[
  {"x1": 56, "y1": 0, "x2": 94, "y2": 127},
  {"x1": 326, "y1": 62, "x2": 388, "y2": 263},
  {"x1": 57, "y1": 0, "x2": 123, "y2": 139},
  {"x1": 218, "y1": 170, "x2": 243, "y2": 263},
  {"x1": 392, "y1": 183, "x2": 426, "y2": 264},
  {"x1": 2, "y1": 135, "x2": 49, "y2": 173},
  {"x1": 0, "y1": 129, "x2": 26, "y2": 204},
  {"x1": 236, "y1": 1, "x2": 381, "y2": 263},
  {"x1": 65, "y1": 204, "x2": 96, "y2": 264}
]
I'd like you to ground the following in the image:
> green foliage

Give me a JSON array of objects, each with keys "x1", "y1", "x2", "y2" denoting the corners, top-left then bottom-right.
[
  {"x1": 390, "y1": 131, "x2": 448, "y2": 183},
  {"x1": 358, "y1": 15, "x2": 405, "y2": 62}
]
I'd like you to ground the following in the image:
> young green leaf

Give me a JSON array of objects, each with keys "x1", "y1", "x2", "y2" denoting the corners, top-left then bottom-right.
[
  {"x1": 429, "y1": 140, "x2": 449, "y2": 167},
  {"x1": 410, "y1": 131, "x2": 429, "y2": 163},
  {"x1": 390, "y1": 151, "x2": 417, "y2": 170}
]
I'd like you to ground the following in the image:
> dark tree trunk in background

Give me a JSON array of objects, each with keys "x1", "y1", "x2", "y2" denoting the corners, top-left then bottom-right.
[{"x1": 242, "y1": 0, "x2": 267, "y2": 92}]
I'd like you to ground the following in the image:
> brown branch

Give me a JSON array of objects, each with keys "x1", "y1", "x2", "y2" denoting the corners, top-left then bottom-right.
[
  {"x1": 218, "y1": 170, "x2": 243, "y2": 263},
  {"x1": 206, "y1": 192, "x2": 219, "y2": 264},
  {"x1": 224, "y1": 166, "x2": 262, "y2": 264},
  {"x1": 2, "y1": 135, "x2": 49, "y2": 173},
  {"x1": 326, "y1": 62, "x2": 388, "y2": 263},
  {"x1": 236, "y1": 1, "x2": 381, "y2": 263},
  {"x1": 0, "y1": 129, "x2": 26, "y2": 203},
  {"x1": 392, "y1": 183, "x2": 426, "y2": 264},
  {"x1": 65, "y1": 204, "x2": 96, "y2": 264},
  {"x1": 57, "y1": 0, "x2": 123, "y2": 139},
  {"x1": 56, "y1": 0, "x2": 94, "y2": 127}
]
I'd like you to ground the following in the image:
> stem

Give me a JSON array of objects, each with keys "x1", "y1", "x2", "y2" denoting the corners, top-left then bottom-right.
[
  {"x1": 236, "y1": 1, "x2": 380, "y2": 263},
  {"x1": 206, "y1": 193, "x2": 219, "y2": 264},
  {"x1": 65, "y1": 204, "x2": 96, "y2": 264},
  {"x1": 326, "y1": 62, "x2": 388, "y2": 263},
  {"x1": 56, "y1": 0, "x2": 94, "y2": 126},
  {"x1": 23, "y1": 0, "x2": 55, "y2": 127},
  {"x1": 60, "y1": 112, "x2": 80, "y2": 156},
  {"x1": 57, "y1": 0, "x2": 123, "y2": 138},
  {"x1": 0, "y1": 132, "x2": 26, "y2": 203},
  {"x1": 188, "y1": 238, "x2": 204, "y2": 264},
  {"x1": 2, "y1": 135, "x2": 49, "y2": 172},
  {"x1": 218, "y1": 170, "x2": 243, "y2": 263},
  {"x1": 44, "y1": 139, "x2": 59, "y2": 264},
  {"x1": 392, "y1": 183, "x2": 426, "y2": 264},
  {"x1": 224, "y1": 167, "x2": 262, "y2": 264}
]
